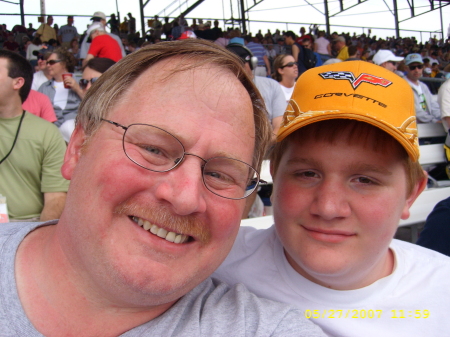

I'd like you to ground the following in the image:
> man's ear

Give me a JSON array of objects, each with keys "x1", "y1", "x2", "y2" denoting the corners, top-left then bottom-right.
[
  {"x1": 12, "y1": 77, "x2": 25, "y2": 90},
  {"x1": 61, "y1": 125, "x2": 87, "y2": 180},
  {"x1": 400, "y1": 170, "x2": 428, "y2": 220}
]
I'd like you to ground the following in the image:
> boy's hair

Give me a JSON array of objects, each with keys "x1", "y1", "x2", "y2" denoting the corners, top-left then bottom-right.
[
  {"x1": 270, "y1": 120, "x2": 425, "y2": 196},
  {"x1": 0, "y1": 49, "x2": 33, "y2": 103}
]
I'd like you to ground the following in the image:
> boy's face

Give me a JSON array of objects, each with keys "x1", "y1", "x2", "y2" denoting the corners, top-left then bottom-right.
[{"x1": 271, "y1": 129, "x2": 423, "y2": 290}]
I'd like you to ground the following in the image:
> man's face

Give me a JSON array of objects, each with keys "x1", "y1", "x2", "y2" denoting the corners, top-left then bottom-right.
[
  {"x1": 60, "y1": 59, "x2": 255, "y2": 306},
  {"x1": 302, "y1": 40, "x2": 312, "y2": 50},
  {"x1": 0, "y1": 58, "x2": 15, "y2": 102},
  {"x1": 271, "y1": 130, "x2": 422, "y2": 290},
  {"x1": 383, "y1": 60, "x2": 397, "y2": 72},
  {"x1": 406, "y1": 62, "x2": 423, "y2": 81},
  {"x1": 283, "y1": 35, "x2": 294, "y2": 46},
  {"x1": 68, "y1": 17, "x2": 74, "y2": 25},
  {"x1": 47, "y1": 16, "x2": 53, "y2": 25}
]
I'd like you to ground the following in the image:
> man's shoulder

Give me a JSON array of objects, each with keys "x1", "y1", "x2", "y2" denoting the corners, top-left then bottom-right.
[{"x1": 133, "y1": 278, "x2": 325, "y2": 336}]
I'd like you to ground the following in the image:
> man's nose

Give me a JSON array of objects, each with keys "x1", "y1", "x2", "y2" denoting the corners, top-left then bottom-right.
[{"x1": 153, "y1": 156, "x2": 207, "y2": 216}]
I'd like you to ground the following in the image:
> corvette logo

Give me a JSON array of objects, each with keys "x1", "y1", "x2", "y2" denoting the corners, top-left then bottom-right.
[{"x1": 319, "y1": 71, "x2": 392, "y2": 89}]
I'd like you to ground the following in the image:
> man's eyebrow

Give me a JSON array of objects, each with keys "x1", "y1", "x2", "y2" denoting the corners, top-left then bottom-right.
[{"x1": 348, "y1": 162, "x2": 393, "y2": 176}]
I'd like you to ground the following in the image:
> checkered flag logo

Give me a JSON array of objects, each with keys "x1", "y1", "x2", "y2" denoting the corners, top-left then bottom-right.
[
  {"x1": 319, "y1": 71, "x2": 355, "y2": 82},
  {"x1": 319, "y1": 71, "x2": 392, "y2": 89}
]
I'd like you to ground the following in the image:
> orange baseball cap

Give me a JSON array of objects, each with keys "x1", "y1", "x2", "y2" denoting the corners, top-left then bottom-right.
[{"x1": 278, "y1": 61, "x2": 419, "y2": 161}]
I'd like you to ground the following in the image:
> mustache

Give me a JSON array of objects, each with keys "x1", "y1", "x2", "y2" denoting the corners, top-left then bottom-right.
[{"x1": 114, "y1": 200, "x2": 211, "y2": 244}]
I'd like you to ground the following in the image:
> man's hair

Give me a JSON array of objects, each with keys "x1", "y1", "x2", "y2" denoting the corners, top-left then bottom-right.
[
  {"x1": 83, "y1": 57, "x2": 116, "y2": 73},
  {"x1": 283, "y1": 31, "x2": 296, "y2": 40},
  {"x1": 0, "y1": 49, "x2": 33, "y2": 103},
  {"x1": 53, "y1": 47, "x2": 77, "y2": 73},
  {"x1": 270, "y1": 120, "x2": 425, "y2": 196},
  {"x1": 272, "y1": 54, "x2": 290, "y2": 82},
  {"x1": 348, "y1": 45, "x2": 358, "y2": 57},
  {"x1": 77, "y1": 39, "x2": 272, "y2": 172}
]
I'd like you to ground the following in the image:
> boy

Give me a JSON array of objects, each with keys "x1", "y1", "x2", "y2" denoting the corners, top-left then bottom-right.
[{"x1": 214, "y1": 61, "x2": 450, "y2": 336}]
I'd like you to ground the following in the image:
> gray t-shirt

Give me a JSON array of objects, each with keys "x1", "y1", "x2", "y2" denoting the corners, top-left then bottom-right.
[
  {"x1": 253, "y1": 76, "x2": 287, "y2": 121},
  {"x1": 0, "y1": 222, "x2": 325, "y2": 336}
]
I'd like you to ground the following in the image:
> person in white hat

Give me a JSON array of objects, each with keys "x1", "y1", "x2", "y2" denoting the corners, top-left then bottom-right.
[{"x1": 373, "y1": 49, "x2": 404, "y2": 73}]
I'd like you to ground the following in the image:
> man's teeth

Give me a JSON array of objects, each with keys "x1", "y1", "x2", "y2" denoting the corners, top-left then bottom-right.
[{"x1": 132, "y1": 216, "x2": 188, "y2": 244}]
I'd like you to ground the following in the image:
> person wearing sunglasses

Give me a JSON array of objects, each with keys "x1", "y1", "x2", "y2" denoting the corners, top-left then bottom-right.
[
  {"x1": 272, "y1": 54, "x2": 298, "y2": 104},
  {"x1": 59, "y1": 57, "x2": 116, "y2": 142},
  {"x1": 373, "y1": 49, "x2": 404, "y2": 76},
  {"x1": 37, "y1": 47, "x2": 82, "y2": 127},
  {"x1": 404, "y1": 53, "x2": 441, "y2": 123}
]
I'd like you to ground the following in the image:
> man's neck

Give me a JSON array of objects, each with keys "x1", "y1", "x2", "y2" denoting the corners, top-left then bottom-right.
[
  {"x1": 406, "y1": 76, "x2": 420, "y2": 86},
  {"x1": 0, "y1": 100, "x2": 23, "y2": 119}
]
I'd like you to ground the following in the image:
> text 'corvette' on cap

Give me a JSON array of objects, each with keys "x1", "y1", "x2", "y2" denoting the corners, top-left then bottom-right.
[{"x1": 278, "y1": 61, "x2": 419, "y2": 161}]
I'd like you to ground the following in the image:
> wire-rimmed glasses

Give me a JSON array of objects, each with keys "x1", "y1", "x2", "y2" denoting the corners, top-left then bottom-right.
[{"x1": 101, "y1": 119, "x2": 266, "y2": 200}]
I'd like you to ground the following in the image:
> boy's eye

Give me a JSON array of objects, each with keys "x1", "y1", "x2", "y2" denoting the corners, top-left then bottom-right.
[{"x1": 356, "y1": 177, "x2": 374, "y2": 184}]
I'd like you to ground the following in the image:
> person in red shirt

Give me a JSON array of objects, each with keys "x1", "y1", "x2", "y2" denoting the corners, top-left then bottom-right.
[{"x1": 82, "y1": 23, "x2": 122, "y2": 67}]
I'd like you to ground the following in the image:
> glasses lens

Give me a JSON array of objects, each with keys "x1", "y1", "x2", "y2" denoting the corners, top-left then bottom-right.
[
  {"x1": 409, "y1": 65, "x2": 423, "y2": 70},
  {"x1": 282, "y1": 62, "x2": 296, "y2": 68},
  {"x1": 79, "y1": 79, "x2": 88, "y2": 89},
  {"x1": 202, "y1": 157, "x2": 259, "y2": 199},
  {"x1": 123, "y1": 124, "x2": 185, "y2": 172},
  {"x1": 91, "y1": 77, "x2": 99, "y2": 85},
  {"x1": 389, "y1": 61, "x2": 397, "y2": 66}
]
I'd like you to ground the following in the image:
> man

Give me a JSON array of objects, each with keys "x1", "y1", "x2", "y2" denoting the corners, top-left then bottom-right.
[
  {"x1": 404, "y1": 53, "x2": 441, "y2": 123},
  {"x1": 226, "y1": 43, "x2": 286, "y2": 138},
  {"x1": 215, "y1": 61, "x2": 450, "y2": 336},
  {"x1": 0, "y1": 40, "x2": 324, "y2": 336},
  {"x1": 128, "y1": 12, "x2": 137, "y2": 35},
  {"x1": 334, "y1": 35, "x2": 349, "y2": 61},
  {"x1": 245, "y1": 36, "x2": 271, "y2": 77},
  {"x1": 82, "y1": 23, "x2": 122, "y2": 66},
  {"x1": 80, "y1": 11, "x2": 126, "y2": 60},
  {"x1": 438, "y1": 76, "x2": 450, "y2": 132},
  {"x1": 58, "y1": 15, "x2": 79, "y2": 48},
  {"x1": 302, "y1": 37, "x2": 323, "y2": 66},
  {"x1": 0, "y1": 50, "x2": 68, "y2": 221},
  {"x1": 284, "y1": 31, "x2": 315, "y2": 76},
  {"x1": 373, "y1": 49, "x2": 404, "y2": 74},
  {"x1": 345, "y1": 45, "x2": 359, "y2": 61},
  {"x1": 35, "y1": 15, "x2": 56, "y2": 43}
]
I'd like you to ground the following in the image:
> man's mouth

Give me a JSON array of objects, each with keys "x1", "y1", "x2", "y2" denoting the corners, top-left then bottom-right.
[{"x1": 131, "y1": 216, "x2": 190, "y2": 244}]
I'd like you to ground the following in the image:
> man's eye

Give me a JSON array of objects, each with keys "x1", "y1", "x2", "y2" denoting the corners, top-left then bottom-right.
[
  {"x1": 142, "y1": 145, "x2": 162, "y2": 155},
  {"x1": 296, "y1": 170, "x2": 317, "y2": 178}
]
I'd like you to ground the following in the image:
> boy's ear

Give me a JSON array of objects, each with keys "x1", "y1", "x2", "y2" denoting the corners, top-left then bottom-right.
[
  {"x1": 61, "y1": 125, "x2": 86, "y2": 180},
  {"x1": 400, "y1": 170, "x2": 428, "y2": 220}
]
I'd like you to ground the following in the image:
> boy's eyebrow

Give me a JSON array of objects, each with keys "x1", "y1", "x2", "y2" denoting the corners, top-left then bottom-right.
[{"x1": 285, "y1": 158, "x2": 393, "y2": 176}]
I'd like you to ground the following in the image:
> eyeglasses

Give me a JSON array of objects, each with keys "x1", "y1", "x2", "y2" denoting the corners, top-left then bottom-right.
[
  {"x1": 388, "y1": 61, "x2": 397, "y2": 66},
  {"x1": 409, "y1": 64, "x2": 423, "y2": 70},
  {"x1": 280, "y1": 62, "x2": 296, "y2": 69},
  {"x1": 101, "y1": 119, "x2": 266, "y2": 200},
  {"x1": 79, "y1": 77, "x2": 99, "y2": 90},
  {"x1": 47, "y1": 59, "x2": 61, "y2": 65}
]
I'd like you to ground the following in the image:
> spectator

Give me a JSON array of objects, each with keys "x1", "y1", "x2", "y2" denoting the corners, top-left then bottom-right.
[
  {"x1": 302, "y1": 37, "x2": 323, "y2": 66},
  {"x1": 272, "y1": 54, "x2": 298, "y2": 104},
  {"x1": 60, "y1": 57, "x2": 116, "y2": 142},
  {"x1": 284, "y1": 31, "x2": 316, "y2": 76},
  {"x1": 38, "y1": 47, "x2": 81, "y2": 127},
  {"x1": 416, "y1": 196, "x2": 450, "y2": 256},
  {"x1": 346, "y1": 45, "x2": 360, "y2": 60},
  {"x1": 226, "y1": 43, "x2": 286, "y2": 139},
  {"x1": 107, "y1": 13, "x2": 120, "y2": 36},
  {"x1": 35, "y1": 15, "x2": 56, "y2": 43},
  {"x1": 80, "y1": 11, "x2": 126, "y2": 60},
  {"x1": 162, "y1": 17, "x2": 172, "y2": 40},
  {"x1": 3, "y1": 34, "x2": 19, "y2": 52},
  {"x1": 22, "y1": 89, "x2": 57, "y2": 123},
  {"x1": 334, "y1": 35, "x2": 349, "y2": 61},
  {"x1": 314, "y1": 30, "x2": 331, "y2": 63},
  {"x1": 215, "y1": 61, "x2": 450, "y2": 337},
  {"x1": 245, "y1": 36, "x2": 271, "y2": 76},
  {"x1": 82, "y1": 23, "x2": 122, "y2": 66},
  {"x1": 31, "y1": 52, "x2": 52, "y2": 90},
  {"x1": 438, "y1": 77, "x2": 450, "y2": 132},
  {"x1": 372, "y1": 49, "x2": 404, "y2": 73},
  {"x1": 211, "y1": 20, "x2": 223, "y2": 40},
  {"x1": 404, "y1": 53, "x2": 441, "y2": 123},
  {"x1": 25, "y1": 36, "x2": 43, "y2": 67},
  {"x1": 0, "y1": 39, "x2": 324, "y2": 337},
  {"x1": 128, "y1": 12, "x2": 137, "y2": 35},
  {"x1": 58, "y1": 16, "x2": 79, "y2": 48},
  {"x1": 0, "y1": 50, "x2": 68, "y2": 221}
]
